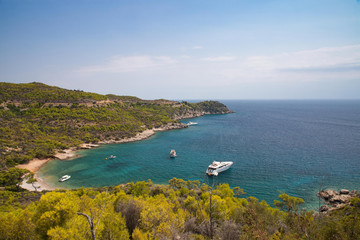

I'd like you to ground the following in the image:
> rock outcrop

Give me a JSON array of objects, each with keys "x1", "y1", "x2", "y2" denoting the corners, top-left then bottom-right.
[
  {"x1": 173, "y1": 109, "x2": 233, "y2": 120},
  {"x1": 154, "y1": 122, "x2": 188, "y2": 131},
  {"x1": 318, "y1": 189, "x2": 359, "y2": 213}
]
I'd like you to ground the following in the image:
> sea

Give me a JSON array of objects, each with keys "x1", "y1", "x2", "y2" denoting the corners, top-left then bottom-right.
[{"x1": 38, "y1": 100, "x2": 360, "y2": 209}]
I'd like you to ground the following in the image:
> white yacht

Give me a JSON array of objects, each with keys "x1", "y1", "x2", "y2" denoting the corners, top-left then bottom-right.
[
  {"x1": 206, "y1": 161, "x2": 233, "y2": 176},
  {"x1": 187, "y1": 122, "x2": 198, "y2": 126},
  {"x1": 59, "y1": 175, "x2": 71, "y2": 182},
  {"x1": 170, "y1": 149, "x2": 177, "y2": 158},
  {"x1": 109, "y1": 155, "x2": 116, "y2": 159}
]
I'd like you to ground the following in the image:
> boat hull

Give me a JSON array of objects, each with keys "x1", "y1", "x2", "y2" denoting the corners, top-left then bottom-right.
[
  {"x1": 59, "y1": 175, "x2": 71, "y2": 182},
  {"x1": 170, "y1": 150, "x2": 177, "y2": 158},
  {"x1": 206, "y1": 161, "x2": 233, "y2": 176}
]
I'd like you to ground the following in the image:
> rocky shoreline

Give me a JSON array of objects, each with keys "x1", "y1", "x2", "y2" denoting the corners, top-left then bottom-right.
[
  {"x1": 173, "y1": 109, "x2": 234, "y2": 120},
  {"x1": 98, "y1": 122, "x2": 188, "y2": 144},
  {"x1": 318, "y1": 189, "x2": 359, "y2": 213}
]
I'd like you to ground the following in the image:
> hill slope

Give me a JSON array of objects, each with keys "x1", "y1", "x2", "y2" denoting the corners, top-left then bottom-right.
[{"x1": 0, "y1": 82, "x2": 232, "y2": 168}]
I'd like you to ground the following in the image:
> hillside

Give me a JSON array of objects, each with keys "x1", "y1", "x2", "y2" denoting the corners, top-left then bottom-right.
[{"x1": 0, "y1": 82, "x2": 232, "y2": 169}]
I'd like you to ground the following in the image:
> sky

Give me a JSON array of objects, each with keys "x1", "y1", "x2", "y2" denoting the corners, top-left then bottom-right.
[{"x1": 0, "y1": 0, "x2": 360, "y2": 100}]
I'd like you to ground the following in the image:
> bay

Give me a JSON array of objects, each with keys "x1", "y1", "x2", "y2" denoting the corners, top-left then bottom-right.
[{"x1": 39, "y1": 100, "x2": 360, "y2": 209}]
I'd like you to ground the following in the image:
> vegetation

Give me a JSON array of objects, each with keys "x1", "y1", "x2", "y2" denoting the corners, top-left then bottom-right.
[
  {"x1": 3, "y1": 82, "x2": 358, "y2": 239},
  {"x1": 0, "y1": 179, "x2": 359, "y2": 239},
  {"x1": 0, "y1": 82, "x2": 107, "y2": 103},
  {"x1": 0, "y1": 82, "x2": 230, "y2": 170}
]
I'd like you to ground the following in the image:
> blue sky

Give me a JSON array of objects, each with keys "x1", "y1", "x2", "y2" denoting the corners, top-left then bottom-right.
[{"x1": 1, "y1": 0, "x2": 359, "y2": 99}]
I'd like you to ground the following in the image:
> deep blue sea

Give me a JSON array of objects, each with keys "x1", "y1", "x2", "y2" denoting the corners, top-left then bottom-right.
[{"x1": 39, "y1": 100, "x2": 360, "y2": 209}]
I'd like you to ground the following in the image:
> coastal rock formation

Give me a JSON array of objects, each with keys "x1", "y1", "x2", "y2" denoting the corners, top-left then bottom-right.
[
  {"x1": 154, "y1": 122, "x2": 188, "y2": 131},
  {"x1": 172, "y1": 100, "x2": 234, "y2": 120},
  {"x1": 319, "y1": 205, "x2": 330, "y2": 212},
  {"x1": 97, "y1": 122, "x2": 188, "y2": 145},
  {"x1": 173, "y1": 109, "x2": 233, "y2": 120},
  {"x1": 340, "y1": 189, "x2": 349, "y2": 194},
  {"x1": 318, "y1": 189, "x2": 359, "y2": 213}
]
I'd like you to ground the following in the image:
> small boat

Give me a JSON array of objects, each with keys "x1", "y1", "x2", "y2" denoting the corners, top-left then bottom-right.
[
  {"x1": 187, "y1": 122, "x2": 198, "y2": 126},
  {"x1": 170, "y1": 149, "x2": 177, "y2": 158},
  {"x1": 206, "y1": 161, "x2": 233, "y2": 176},
  {"x1": 109, "y1": 155, "x2": 116, "y2": 159},
  {"x1": 59, "y1": 175, "x2": 71, "y2": 182}
]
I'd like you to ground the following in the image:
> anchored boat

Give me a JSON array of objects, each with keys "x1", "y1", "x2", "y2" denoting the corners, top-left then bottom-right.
[
  {"x1": 59, "y1": 175, "x2": 71, "y2": 182},
  {"x1": 170, "y1": 149, "x2": 177, "y2": 158},
  {"x1": 206, "y1": 161, "x2": 233, "y2": 176}
]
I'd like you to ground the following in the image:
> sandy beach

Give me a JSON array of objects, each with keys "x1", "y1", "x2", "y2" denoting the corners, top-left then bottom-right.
[
  {"x1": 17, "y1": 158, "x2": 55, "y2": 191},
  {"x1": 17, "y1": 147, "x2": 85, "y2": 191}
]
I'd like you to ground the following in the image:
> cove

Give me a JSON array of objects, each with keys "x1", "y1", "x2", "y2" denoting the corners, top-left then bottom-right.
[{"x1": 38, "y1": 100, "x2": 360, "y2": 210}]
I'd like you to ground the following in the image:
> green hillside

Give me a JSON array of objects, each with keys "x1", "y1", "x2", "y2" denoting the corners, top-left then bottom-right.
[
  {"x1": 0, "y1": 82, "x2": 231, "y2": 168},
  {"x1": 0, "y1": 82, "x2": 107, "y2": 103}
]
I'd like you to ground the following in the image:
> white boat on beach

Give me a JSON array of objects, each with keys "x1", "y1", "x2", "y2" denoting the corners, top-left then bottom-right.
[
  {"x1": 59, "y1": 175, "x2": 71, "y2": 182},
  {"x1": 170, "y1": 149, "x2": 177, "y2": 158},
  {"x1": 187, "y1": 121, "x2": 198, "y2": 126},
  {"x1": 206, "y1": 161, "x2": 233, "y2": 176}
]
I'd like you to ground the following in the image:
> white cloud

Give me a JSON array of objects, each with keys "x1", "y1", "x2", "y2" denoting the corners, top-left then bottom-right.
[
  {"x1": 201, "y1": 56, "x2": 237, "y2": 62},
  {"x1": 192, "y1": 46, "x2": 203, "y2": 49},
  {"x1": 244, "y1": 44, "x2": 360, "y2": 73},
  {"x1": 75, "y1": 44, "x2": 360, "y2": 87},
  {"x1": 214, "y1": 44, "x2": 360, "y2": 83},
  {"x1": 180, "y1": 55, "x2": 192, "y2": 59},
  {"x1": 77, "y1": 55, "x2": 176, "y2": 73}
]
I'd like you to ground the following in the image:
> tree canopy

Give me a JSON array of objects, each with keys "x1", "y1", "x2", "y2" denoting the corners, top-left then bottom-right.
[{"x1": 0, "y1": 178, "x2": 359, "y2": 239}]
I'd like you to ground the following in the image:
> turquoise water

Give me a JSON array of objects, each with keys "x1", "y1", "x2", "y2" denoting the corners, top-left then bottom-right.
[{"x1": 39, "y1": 100, "x2": 360, "y2": 209}]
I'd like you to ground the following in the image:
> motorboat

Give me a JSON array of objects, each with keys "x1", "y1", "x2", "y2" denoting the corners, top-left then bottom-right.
[
  {"x1": 170, "y1": 149, "x2": 177, "y2": 158},
  {"x1": 206, "y1": 161, "x2": 233, "y2": 176},
  {"x1": 109, "y1": 155, "x2": 116, "y2": 159},
  {"x1": 59, "y1": 175, "x2": 71, "y2": 182},
  {"x1": 187, "y1": 122, "x2": 198, "y2": 126}
]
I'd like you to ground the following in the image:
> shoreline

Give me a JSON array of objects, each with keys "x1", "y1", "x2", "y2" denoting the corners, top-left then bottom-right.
[
  {"x1": 17, "y1": 158, "x2": 55, "y2": 191},
  {"x1": 17, "y1": 122, "x2": 187, "y2": 191}
]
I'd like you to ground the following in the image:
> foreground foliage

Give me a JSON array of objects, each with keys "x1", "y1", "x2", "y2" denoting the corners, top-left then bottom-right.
[{"x1": 0, "y1": 179, "x2": 359, "y2": 240}]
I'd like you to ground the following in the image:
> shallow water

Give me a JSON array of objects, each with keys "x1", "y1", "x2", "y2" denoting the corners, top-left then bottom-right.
[{"x1": 39, "y1": 100, "x2": 360, "y2": 209}]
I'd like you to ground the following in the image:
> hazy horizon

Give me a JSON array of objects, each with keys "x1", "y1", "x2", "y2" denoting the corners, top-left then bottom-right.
[{"x1": 1, "y1": 0, "x2": 359, "y2": 100}]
